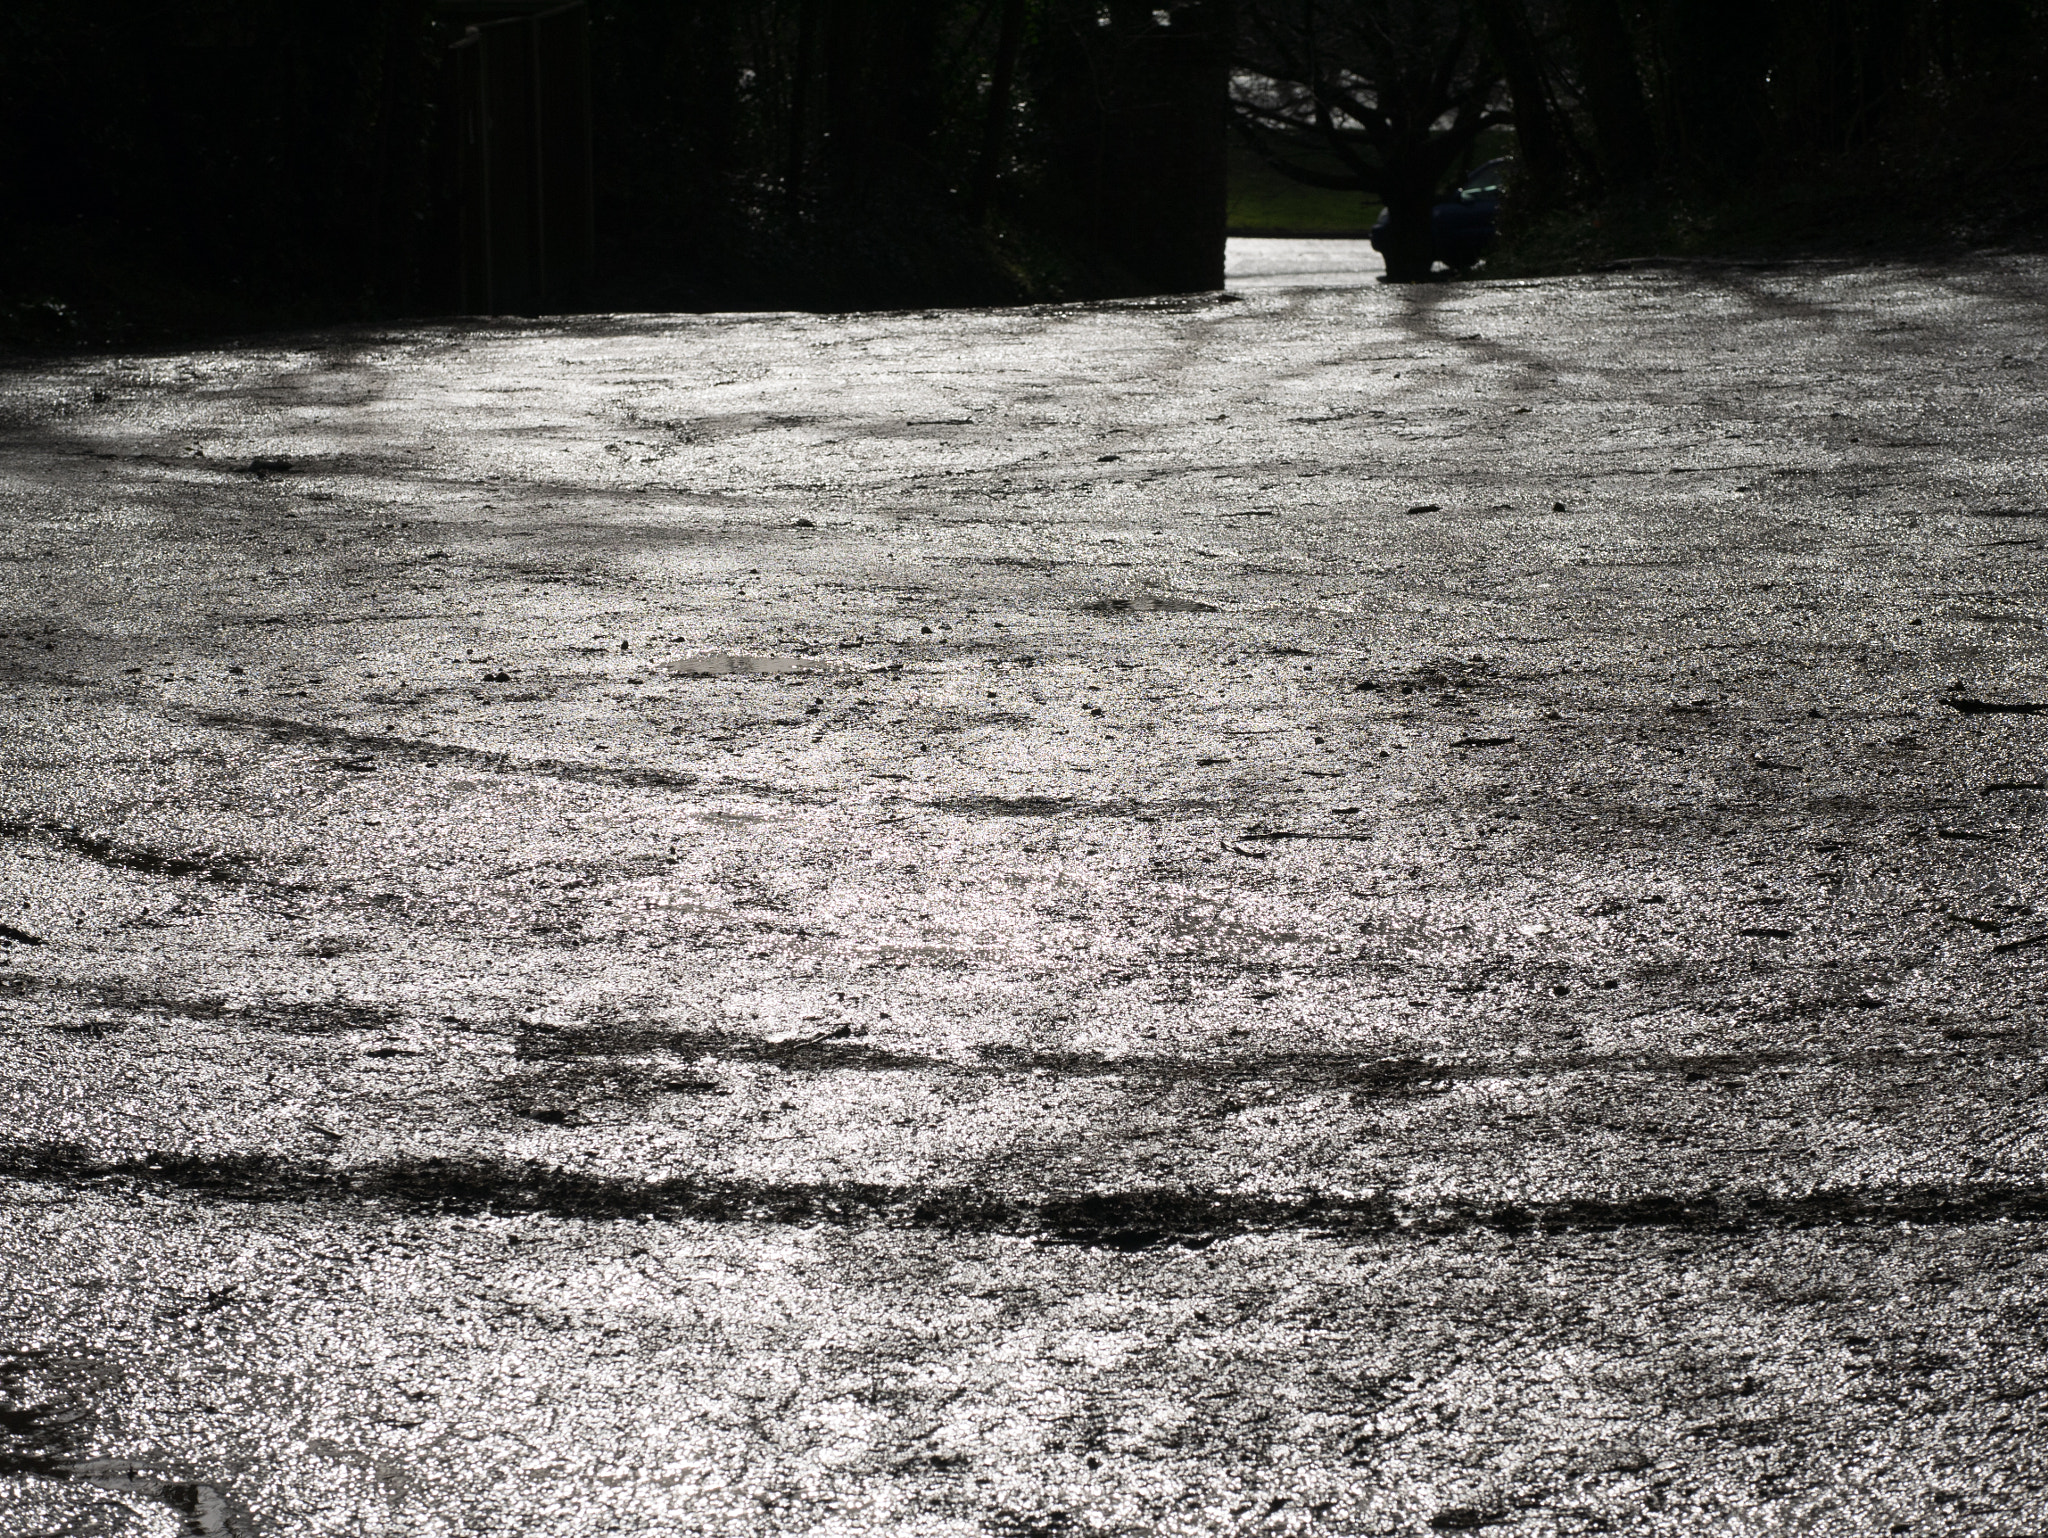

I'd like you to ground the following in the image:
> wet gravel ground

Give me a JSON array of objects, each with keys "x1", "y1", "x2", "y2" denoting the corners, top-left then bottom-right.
[{"x1": 2, "y1": 247, "x2": 2046, "y2": 1534}]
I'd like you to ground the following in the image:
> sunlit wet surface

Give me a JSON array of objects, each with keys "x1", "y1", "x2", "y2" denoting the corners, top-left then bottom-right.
[
  {"x1": 2, "y1": 253, "x2": 2047, "y2": 1532},
  {"x1": 664, "y1": 652, "x2": 829, "y2": 675},
  {"x1": 1082, "y1": 593, "x2": 1220, "y2": 614},
  {"x1": 1224, "y1": 236, "x2": 1383, "y2": 289}
]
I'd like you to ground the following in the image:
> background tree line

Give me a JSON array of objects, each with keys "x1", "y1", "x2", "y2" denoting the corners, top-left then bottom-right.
[
  {"x1": 0, "y1": 0, "x2": 1229, "y2": 345},
  {"x1": 3, "y1": 0, "x2": 2044, "y2": 342},
  {"x1": 594, "y1": 0, "x2": 1229, "y2": 307},
  {"x1": 1234, "y1": 0, "x2": 2048, "y2": 278}
]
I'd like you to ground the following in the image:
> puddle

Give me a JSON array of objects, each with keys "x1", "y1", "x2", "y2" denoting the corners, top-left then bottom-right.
[
  {"x1": 666, "y1": 653, "x2": 829, "y2": 676},
  {"x1": 0, "y1": 1347, "x2": 247, "y2": 1534},
  {"x1": 35, "y1": 1461, "x2": 243, "y2": 1536},
  {"x1": 1085, "y1": 595, "x2": 1217, "y2": 615},
  {"x1": 0, "y1": 1348, "x2": 98, "y2": 1464}
]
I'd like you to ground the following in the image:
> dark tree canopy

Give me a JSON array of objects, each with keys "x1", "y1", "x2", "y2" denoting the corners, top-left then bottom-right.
[
  {"x1": 0, "y1": 0, "x2": 1231, "y2": 345},
  {"x1": 1232, "y1": 0, "x2": 1507, "y2": 280},
  {"x1": 1498, "y1": 0, "x2": 2048, "y2": 241},
  {"x1": 3, "y1": 0, "x2": 2044, "y2": 337}
]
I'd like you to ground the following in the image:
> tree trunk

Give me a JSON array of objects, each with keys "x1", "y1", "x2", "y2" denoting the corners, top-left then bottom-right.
[
  {"x1": 786, "y1": 0, "x2": 816, "y2": 213},
  {"x1": 1663, "y1": 0, "x2": 1771, "y2": 183},
  {"x1": 1475, "y1": 0, "x2": 1571, "y2": 206},
  {"x1": 1378, "y1": 186, "x2": 1436, "y2": 282},
  {"x1": 872, "y1": 0, "x2": 941, "y2": 165},
  {"x1": 823, "y1": 0, "x2": 865, "y2": 203},
  {"x1": 1562, "y1": 0, "x2": 1657, "y2": 188},
  {"x1": 971, "y1": 0, "x2": 1027, "y2": 221}
]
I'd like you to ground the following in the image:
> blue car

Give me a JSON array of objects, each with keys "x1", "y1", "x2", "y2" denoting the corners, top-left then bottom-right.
[{"x1": 1370, "y1": 160, "x2": 1507, "y2": 272}]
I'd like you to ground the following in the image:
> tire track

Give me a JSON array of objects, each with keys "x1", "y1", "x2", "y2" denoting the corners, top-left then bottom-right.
[{"x1": 6, "y1": 1144, "x2": 2045, "y2": 1248}]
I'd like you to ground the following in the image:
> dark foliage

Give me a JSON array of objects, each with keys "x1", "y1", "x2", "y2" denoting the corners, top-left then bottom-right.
[
  {"x1": 1490, "y1": 0, "x2": 2048, "y2": 260},
  {"x1": 1231, "y1": 0, "x2": 2048, "y2": 278},
  {"x1": 1231, "y1": 1, "x2": 1506, "y2": 281},
  {"x1": 0, "y1": 0, "x2": 1230, "y2": 347},
  {"x1": 597, "y1": 0, "x2": 1229, "y2": 310},
  {"x1": 0, "y1": 2, "x2": 440, "y2": 344},
  {"x1": 5, "y1": 1, "x2": 2040, "y2": 337}
]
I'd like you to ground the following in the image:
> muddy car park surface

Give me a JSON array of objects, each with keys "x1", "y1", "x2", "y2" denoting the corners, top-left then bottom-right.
[{"x1": 2, "y1": 242, "x2": 2047, "y2": 1534}]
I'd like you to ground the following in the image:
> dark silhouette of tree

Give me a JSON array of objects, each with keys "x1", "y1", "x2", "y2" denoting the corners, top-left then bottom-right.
[
  {"x1": 1231, "y1": 0, "x2": 1507, "y2": 281},
  {"x1": 9, "y1": 0, "x2": 2047, "y2": 342},
  {"x1": 0, "y1": 0, "x2": 437, "y2": 340},
  {"x1": 0, "y1": 0, "x2": 1239, "y2": 341},
  {"x1": 1558, "y1": 0, "x2": 1655, "y2": 189},
  {"x1": 970, "y1": 0, "x2": 1029, "y2": 223},
  {"x1": 1474, "y1": 0, "x2": 1571, "y2": 206},
  {"x1": 1479, "y1": 0, "x2": 2048, "y2": 226},
  {"x1": 1027, "y1": 1, "x2": 1235, "y2": 293}
]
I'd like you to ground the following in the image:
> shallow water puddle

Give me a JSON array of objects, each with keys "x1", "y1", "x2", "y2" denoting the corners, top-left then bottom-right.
[
  {"x1": 665, "y1": 653, "x2": 828, "y2": 676},
  {"x1": 1085, "y1": 595, "x2": 1218, "y2": 615},
  {"x1": 0, "y1": 1345, "x2": 245, "y2": 1534}
]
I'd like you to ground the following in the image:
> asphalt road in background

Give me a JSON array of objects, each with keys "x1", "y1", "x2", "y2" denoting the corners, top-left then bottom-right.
[{"x1": 2, "y1": 245, "x2": 2046, "y2": 1535}]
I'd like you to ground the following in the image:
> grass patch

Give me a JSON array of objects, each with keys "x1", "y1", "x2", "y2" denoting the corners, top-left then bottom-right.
[
  {"x1": 1228, "y1": 135, "x2": 1378, "y2": 236},
  {"x1": 1227, "y1": 128, "x2": 1519, "y2": 239}
]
